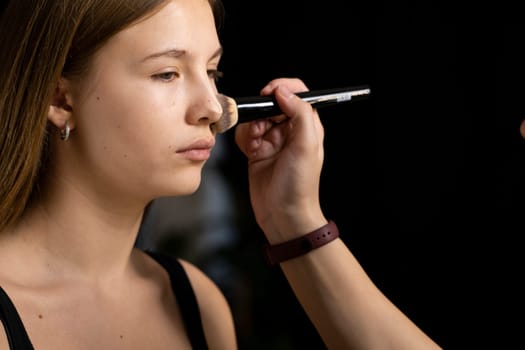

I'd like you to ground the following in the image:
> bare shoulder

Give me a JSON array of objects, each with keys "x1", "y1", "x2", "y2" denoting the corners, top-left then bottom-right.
[
  {"x1": 0, "y1": 326, "x2": 8, "y2": 350},
  {"x1": 178, "y1": 259, "x2": 237, "y2": 350}
]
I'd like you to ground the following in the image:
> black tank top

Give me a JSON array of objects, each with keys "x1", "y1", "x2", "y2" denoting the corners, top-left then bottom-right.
[{"x1": 0, "y1": 251, "x2": 208, "y2": 350}]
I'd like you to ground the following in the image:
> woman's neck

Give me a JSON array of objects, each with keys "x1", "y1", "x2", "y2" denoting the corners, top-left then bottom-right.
[{"x1": 0, "y1": 186, "x2": 147, "y2": 285}]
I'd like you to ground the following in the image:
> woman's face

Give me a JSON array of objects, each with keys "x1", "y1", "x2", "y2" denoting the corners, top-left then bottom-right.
[{"x1": 65, "y1": 0, "x2": 223, "y2": 201}]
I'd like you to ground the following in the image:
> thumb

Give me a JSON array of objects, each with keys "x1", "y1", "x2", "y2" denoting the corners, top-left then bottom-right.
[{"x1": 274, "y1": 85, "x2": 320, "y2": 129}]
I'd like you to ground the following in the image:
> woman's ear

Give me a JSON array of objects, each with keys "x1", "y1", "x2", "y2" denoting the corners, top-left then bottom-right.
[{"x1": 48, "y1": 77, "x2": 76, "y2": 132}]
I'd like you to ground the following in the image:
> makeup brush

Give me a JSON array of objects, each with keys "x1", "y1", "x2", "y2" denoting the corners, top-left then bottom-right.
[
  {"x1": 213, "y1": 94, "x2": 239, "y2": 134},
  {"x1": 212, "y1": 85, "x2": 371, "y2": 133}
]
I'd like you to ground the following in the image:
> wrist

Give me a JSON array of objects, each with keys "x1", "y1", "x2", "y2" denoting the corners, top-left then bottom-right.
[
  {"x1": 263, "y1": 220, "x2": 339, "y2": 266},
  {"x1": 262, "y1": 209, "x2": 326, "y2": 245}
]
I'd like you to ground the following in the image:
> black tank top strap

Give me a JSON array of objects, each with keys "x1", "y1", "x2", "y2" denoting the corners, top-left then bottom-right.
[
  {"x1": 145, "y1": 250, "x2": 209, "y2": 350},
  {"x1": 0, "y1": 286, "x2": 34, "y2": 350}
]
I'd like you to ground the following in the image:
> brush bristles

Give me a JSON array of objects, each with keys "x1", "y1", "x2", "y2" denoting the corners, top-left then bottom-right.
[{"x1": 212, "y1": 94, "x2": 239, "y2": 133}]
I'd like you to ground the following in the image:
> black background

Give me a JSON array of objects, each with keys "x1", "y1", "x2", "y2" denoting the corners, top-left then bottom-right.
[{"x1": 210, "y1": 1, "x2": 525, "y2": 349}]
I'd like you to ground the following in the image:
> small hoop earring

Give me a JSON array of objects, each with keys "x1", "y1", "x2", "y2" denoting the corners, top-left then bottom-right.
[{"x1": 60, "y1": 121, "x2": 70, "y2": 141}]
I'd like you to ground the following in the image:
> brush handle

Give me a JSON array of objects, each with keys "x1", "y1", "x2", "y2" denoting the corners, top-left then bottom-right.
[{"x1": 235, "y1": 85, "x2": 371, "y2": 123}]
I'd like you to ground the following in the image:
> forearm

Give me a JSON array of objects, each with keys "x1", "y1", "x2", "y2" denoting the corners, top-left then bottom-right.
[
  {"x1": 235, "y1": 78, "x2": 441, "y2": 349},
  {"x1": 279, "y1": 238, "x2": 442, "y2": 350}
]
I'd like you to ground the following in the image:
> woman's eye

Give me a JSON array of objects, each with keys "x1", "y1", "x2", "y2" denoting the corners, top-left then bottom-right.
[
  {"x1": 209, "y1": 70, "x2": 224, "y2": 82},
  {"x1": 153, "y1": 71, "x2": 178, "y2": 82}
]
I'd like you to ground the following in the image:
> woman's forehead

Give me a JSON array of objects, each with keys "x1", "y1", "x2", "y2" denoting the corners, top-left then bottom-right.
[{"x1": 108, "y1": 0, "x2": 220, "y2": 60}]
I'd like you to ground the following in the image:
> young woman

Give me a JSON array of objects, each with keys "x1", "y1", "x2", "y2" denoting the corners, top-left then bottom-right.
[{"x1": 0, "y1": 0, "x2": 441, "y2": 349}]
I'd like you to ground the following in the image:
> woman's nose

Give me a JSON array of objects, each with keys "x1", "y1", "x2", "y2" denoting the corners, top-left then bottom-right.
[{"x1": 189, "y1": 86, "x2": 223, "y2": 127}]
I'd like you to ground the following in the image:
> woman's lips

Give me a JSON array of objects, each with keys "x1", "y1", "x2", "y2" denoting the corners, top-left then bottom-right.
[{"x1": 176, "y1": 138, "x2": 215, "y2": 161}]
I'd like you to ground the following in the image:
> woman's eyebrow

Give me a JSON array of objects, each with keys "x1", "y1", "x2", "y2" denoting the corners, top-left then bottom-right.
[
  {"x1": 142, "y1": 46, "x2": 223, "y2": 62},
  {"x1": 142, "y1": 48, "x2": 187, "y2": 62}
]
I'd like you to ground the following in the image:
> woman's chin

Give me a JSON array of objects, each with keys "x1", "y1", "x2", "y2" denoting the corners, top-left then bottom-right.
[
  {"x1": 149, "y1": 172, "x2": 203, "y2": 198},
  {"x1": 170, "y1": 178, "x2": 202, "y2": 196}
]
